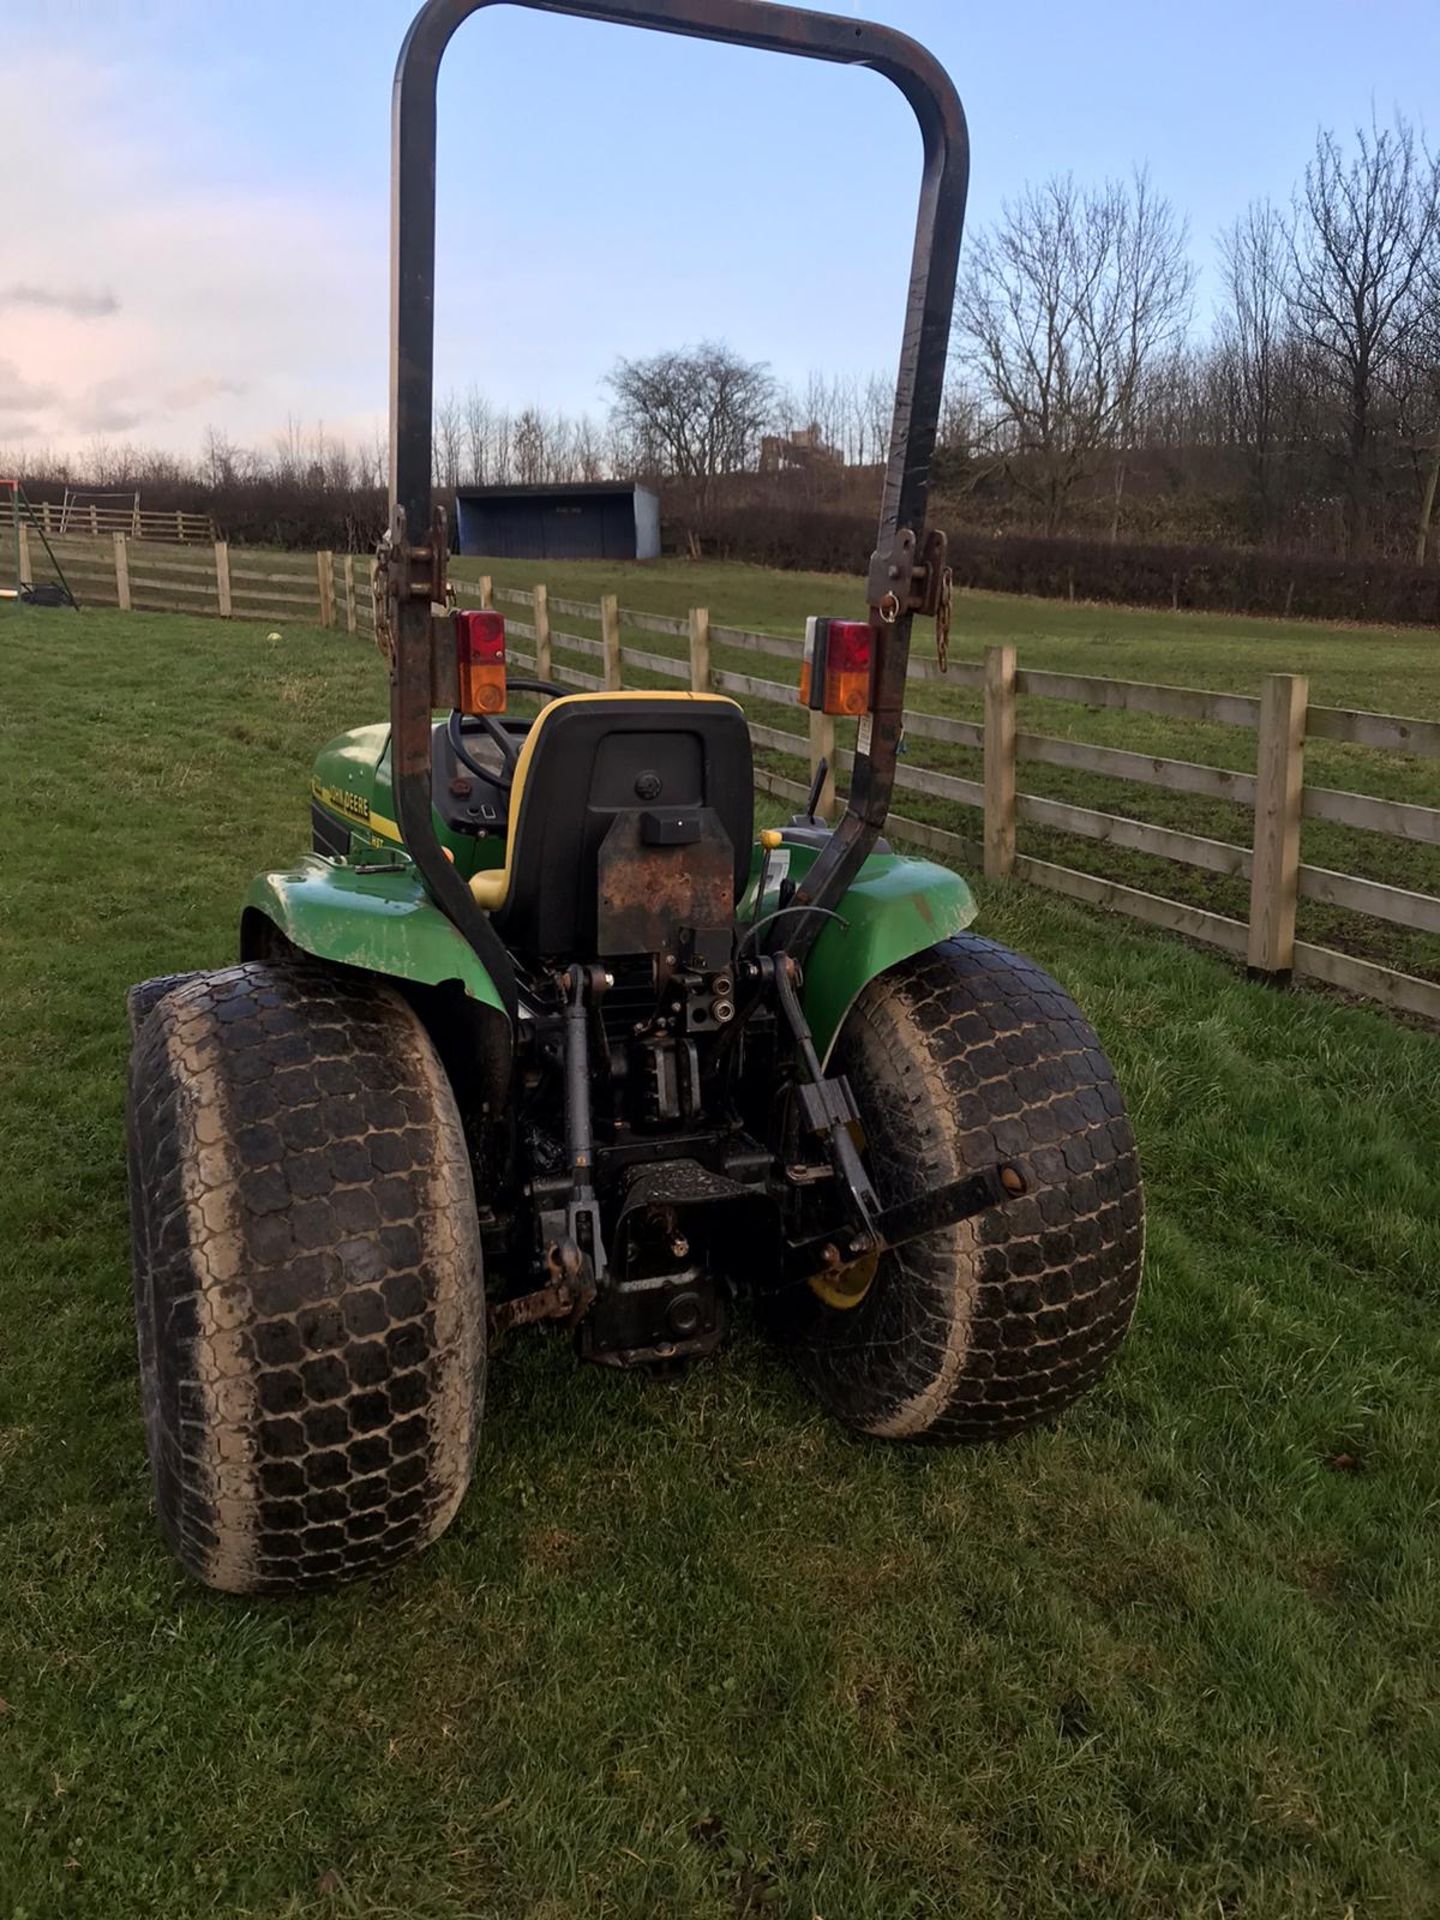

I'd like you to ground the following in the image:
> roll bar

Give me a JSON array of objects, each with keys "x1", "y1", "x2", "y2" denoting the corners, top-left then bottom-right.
[{"x1": 385, "y1": 0, "x2": 970, "y2": 1010}]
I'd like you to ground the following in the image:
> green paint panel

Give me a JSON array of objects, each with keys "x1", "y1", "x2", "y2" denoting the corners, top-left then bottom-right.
[
  {"x1": 310, "y1": 721, "x2": 504, "y2": 879},
  {"x1": 805, "y1": 853, "x2": 977, "y2": 1058},
  {"x1": 243, "y1": 856, "x2": 508, "y2": 1016},
  {"x1": 740, "y1": 840, "x2": 978, "y2": 1059}
]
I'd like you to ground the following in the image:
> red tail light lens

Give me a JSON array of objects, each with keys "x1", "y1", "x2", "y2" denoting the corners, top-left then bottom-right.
[
  {"x1": 798, "y1": 616, "x2": 873, "y2": 716},
  {"x1": 455, "y1": 610, "x2": 507, "y2": 714}
]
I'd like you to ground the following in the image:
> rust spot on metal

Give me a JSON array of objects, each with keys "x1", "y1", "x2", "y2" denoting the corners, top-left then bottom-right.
[
  {"x1": 489, "y1": 1242, "x2": 595, "y2": 1342},
  {"x1": 596, "y1": 813, "x2": 732, "y2": 958}
]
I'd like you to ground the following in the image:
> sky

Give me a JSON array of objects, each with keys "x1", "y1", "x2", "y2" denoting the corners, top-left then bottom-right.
[{"x1": 2, "y1": 0, "x2": 1437, "y2": 463}]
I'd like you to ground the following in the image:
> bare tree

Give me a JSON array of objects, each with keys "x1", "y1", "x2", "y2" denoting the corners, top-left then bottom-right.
[
  {"x1": 1287, "y1": 115, "x2": 1440, "y2": 554},
  {"x1": 862, "y1": 371, "x2": 894, "y2": 469},
  {"x1": 461, "y1": 386, "x2": 492, "y2": 484},
  {"x1": 202, "y1": 425, "x2": 240, "y2": 490},
  {"x1": 1404, "y1": 282, "x2": 1440, "y2": 563},
  {"x1": 433, "y1": 390, "x2": 464, "y2": 489},
  {"x1": 510, "y1": 405, "x2": 546, "y2": 485},
  {"x1": 954, "y1": 170, "x2": 1195, "y2": 534},
  {"x1": 573, "y1": 414, "x2": 605, "y2": 481},
  {"x1": 1215, "y1": 200, "x2": 1295, "y2": 537},
  {"x1": 606, "y1": 341, "x2": 776, "y2": 513}
]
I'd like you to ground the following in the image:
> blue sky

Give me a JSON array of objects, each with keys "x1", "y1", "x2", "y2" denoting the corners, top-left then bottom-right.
[{"x1": 3, "y1": 0, "x2": 1437, "y2": 459}]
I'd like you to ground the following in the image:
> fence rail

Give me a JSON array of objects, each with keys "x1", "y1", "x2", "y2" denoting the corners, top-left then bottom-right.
[
  {"x1": 11, "y1": 536, "x2": 1438, "y2": 1025},
  {"x1": 20, "y1": 500, "x2": 215, "y2": 542},
  {"x1": 15, "y1": 529, "x2": 370, "y2": 631},
  {"x1": 486, "y1": 578, "x2": 1440, "y2": 1026}
]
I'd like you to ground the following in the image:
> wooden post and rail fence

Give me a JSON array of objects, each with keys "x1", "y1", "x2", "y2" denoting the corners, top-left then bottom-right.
[{"x1": 9, "y1": 529, "x2": 1439, "y2": 1025}]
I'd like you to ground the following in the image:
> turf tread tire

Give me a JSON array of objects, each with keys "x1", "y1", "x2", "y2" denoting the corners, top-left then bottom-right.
[
  {"x1": 126, "y1": 971, "x2": 210, "y2": 1041},
  {"x1": 126, "y1": 961, "x2": 485, "y2": 1594},
  {"x1": 785, "y1": 933, "x2": 1143, "y2": 1442}
]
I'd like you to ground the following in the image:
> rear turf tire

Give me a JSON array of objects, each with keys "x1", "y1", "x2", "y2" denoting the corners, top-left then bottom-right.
[
  {"x1": 126, "y1": 962, "x2": 485, "y2": 1594},
  {"x1": 779, "y1": 933, "x2": 1143, "y2": 1442},
  {"x1": 126, "y1": 971, "x2": 210, "y2": 1040}
]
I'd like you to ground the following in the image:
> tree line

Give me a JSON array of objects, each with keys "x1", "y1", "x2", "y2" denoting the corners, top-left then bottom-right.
[
  {"x1": 953, "y1": 116, "x2": 1439, "y2": 562},
  {"x1": 8, "y1": 112, "x2": 1437, "y2": 568}
]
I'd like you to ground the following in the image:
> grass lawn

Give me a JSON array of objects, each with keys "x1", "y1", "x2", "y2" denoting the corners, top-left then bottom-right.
[
  {"x1": 452, "y1": 557, "x2": 1440, "y2": 985},
  {"x1": 2, "y1": 599, "x2": 1439, "y2": 1919}
]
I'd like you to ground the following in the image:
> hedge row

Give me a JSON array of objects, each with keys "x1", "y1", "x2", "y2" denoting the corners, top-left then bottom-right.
[
  {"x1": 691, "y1": 507, "x2": 1440, "y2": 627},
  {"x1": 951, "y1": 531, "x2": 1440, "y2": 627}
]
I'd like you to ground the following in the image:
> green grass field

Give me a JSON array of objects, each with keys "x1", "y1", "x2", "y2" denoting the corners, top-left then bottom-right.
[
  {"x1": 451, "y1": 557, "x2": 1440, "y2": 985},
  {"x1": 3, "y1": 596, "x2": 1439, "y2": 1919}
]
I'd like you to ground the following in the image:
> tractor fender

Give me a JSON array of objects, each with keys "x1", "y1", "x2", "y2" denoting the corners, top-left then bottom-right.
[
  {"x1": 242, "y1": 856, "x2": 513, "y2": 1099},
  {"x1": 801, "y1": 854, "x2": 979, "y2": 1066},
  {"x1": 243, "y1": 856, "x2": 510, "y2": 1015}
]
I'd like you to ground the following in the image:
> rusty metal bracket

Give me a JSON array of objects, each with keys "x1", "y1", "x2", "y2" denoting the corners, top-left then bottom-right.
[
  {"x1": 377, "y1": 501, "x2": 448, "y2": 666},
  {"x1": 783, "y1": 1161, "x2": 1026, "y2": 1291},
  {"x1": 488, "y1": 1241, "x2": 596, "y2": 1343},
  {"x1": 866, "y1": 525, "x2": 952, "y2": 665}
]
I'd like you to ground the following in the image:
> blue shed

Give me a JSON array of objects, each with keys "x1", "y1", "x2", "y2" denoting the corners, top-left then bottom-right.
[{"x1": 453, "y1": 481, "x2": 661, "y2": 562}]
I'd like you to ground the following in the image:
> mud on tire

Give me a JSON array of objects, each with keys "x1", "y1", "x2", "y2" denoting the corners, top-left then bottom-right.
[
  {"x1": 778, "y1": 933, "x2": 1143, "y2": 1442},
  {"x1": 126, "y1": 962, "x2": 485, "y2": 1594}
]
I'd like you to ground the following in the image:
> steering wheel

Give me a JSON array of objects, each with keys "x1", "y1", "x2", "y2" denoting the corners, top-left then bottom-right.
[{"x1": 447, "y1": 677, "x2": 567, "y2": 791}]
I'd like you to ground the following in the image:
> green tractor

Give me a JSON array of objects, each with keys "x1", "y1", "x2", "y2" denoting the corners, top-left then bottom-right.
[{"x1": 126, "y1": 0, "x2": 1143, "y2": 1597}]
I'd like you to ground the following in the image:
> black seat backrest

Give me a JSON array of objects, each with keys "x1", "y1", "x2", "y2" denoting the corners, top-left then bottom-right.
[{"x1": 492, "y1": 694, "x2": 754, "y2": 958}]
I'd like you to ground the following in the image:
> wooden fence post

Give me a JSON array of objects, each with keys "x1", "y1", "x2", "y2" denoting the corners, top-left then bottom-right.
[
  {"x1": 533, "y1": 584, "x2": 552, "y2": 680},
  {"x1": 343, "y1": 555, "x2": 357, "y2": 634},
  {"x1": 317, "y1": 550, "x2": 335, "y2": 627},
  {"x1": 174, "y1": 510, "x2": 184, "y2": 541},
  {"x1": 808, "y1": 710, "x2": 836, "y2": 821},
  {"x1": 214, "y1": 540, "x2": 231, "y2": 618},
  {"x1": 983, "y1": 644, "x2": 1017, "y2": 878},
  {"x1": 600, "y1": 593, "x2": 622, "y2": 689},
  {"x1": 479, "y1": 574, "x2": 493, "y2": 610},
  {"x1": 114, "y1": 531, "x2": 131, "y2": 610},
  {"x1": 1247, "y1": 672, "x2": 1308, "y2": 978},
  {"x1": 689, "y1": 606, "x2": 711, "y2": 691},
  {"x1": 17, "y1": 521, "x2": 32, "y2": 587}
]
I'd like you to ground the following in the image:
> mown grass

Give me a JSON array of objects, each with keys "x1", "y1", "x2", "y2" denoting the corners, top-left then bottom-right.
[
  {"x1": 453, "y1": 557, "x2": 1440, "y2": 984},
  {"x1": 2, "y1": 600, "x2": 1439, "y2": 1919}
]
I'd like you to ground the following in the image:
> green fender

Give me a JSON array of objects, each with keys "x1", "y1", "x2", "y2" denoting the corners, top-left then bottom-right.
[
  {"x1": 242, "y1": 855, "x2": 508, "y2": 1018},
  {"x1": 246, "y1": 846, "x2": 974, "y2": 1068},
  {"x1": 799, "y1": 852, "x2": 978, "y2": 1063}
]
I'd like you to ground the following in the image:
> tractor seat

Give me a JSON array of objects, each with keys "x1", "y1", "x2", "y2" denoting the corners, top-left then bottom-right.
[{"x1": 468, "y1": 692, "x2": 753, "y2": 958}]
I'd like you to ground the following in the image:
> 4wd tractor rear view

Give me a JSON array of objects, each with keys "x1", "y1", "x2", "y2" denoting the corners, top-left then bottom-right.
[{"x1": 126, "y1": 0, "x2": 1143, "y2": 1596}]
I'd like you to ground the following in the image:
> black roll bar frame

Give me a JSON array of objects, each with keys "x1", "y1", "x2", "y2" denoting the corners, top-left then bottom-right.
[{"x1": 386, "y1": 0, "x2": 969, "y2": 1010}]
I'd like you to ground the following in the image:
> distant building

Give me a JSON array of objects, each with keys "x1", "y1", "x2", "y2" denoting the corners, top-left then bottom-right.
[
  {"x1": 758, "y1": 424, "x2": 843, "y2": 476},
  {"x1": 453, "y1": 482, "x2": 661, "y2": 561}
]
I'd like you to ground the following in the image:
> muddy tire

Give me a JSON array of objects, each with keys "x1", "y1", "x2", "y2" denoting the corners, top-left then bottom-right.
[
  {"x1": 778, "y1": 934, "x2": 1143, "y2": 1442},
  {"x1": 126, "y1": 971, "x2": 210, "y2": 1040},
  {"x1": 126, "y1": 962, "x2": 485, "y2": 1594}
]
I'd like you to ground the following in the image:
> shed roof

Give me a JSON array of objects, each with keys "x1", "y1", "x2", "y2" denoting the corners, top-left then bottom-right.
[{"x1": 452, "y1": 480, "x2": 655, "y2": 500}]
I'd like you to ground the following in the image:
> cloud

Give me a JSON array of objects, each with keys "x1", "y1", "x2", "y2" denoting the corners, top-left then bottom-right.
[
  {"x1": 1, "y1": 48, "x2": 383, "y2": 459},
  {"x1": 0, "y1": 283, "x2": 120, "y2": 318},
  {"x1": 0, "y1": 359, "x2": 60, "y2": 414},
  {"x1": 70, "y1": 382, "x2": 147, "y2": 435},
  {"x1": 161, "y1": 375, "x2": 249, "y2": 411}
]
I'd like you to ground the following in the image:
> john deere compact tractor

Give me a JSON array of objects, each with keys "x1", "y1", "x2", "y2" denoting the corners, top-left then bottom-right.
[{"x1": 126, "y1": 0, "x2": 1143, "y2": 1595}]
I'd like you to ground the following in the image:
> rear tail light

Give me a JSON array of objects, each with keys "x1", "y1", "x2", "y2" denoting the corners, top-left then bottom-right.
[
  {"x1": 455, "y1": 609, "x2": 507, "y2": 714},
  {"x1": 799, "y1": 616, "x2": 874, "y2": 716}
]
